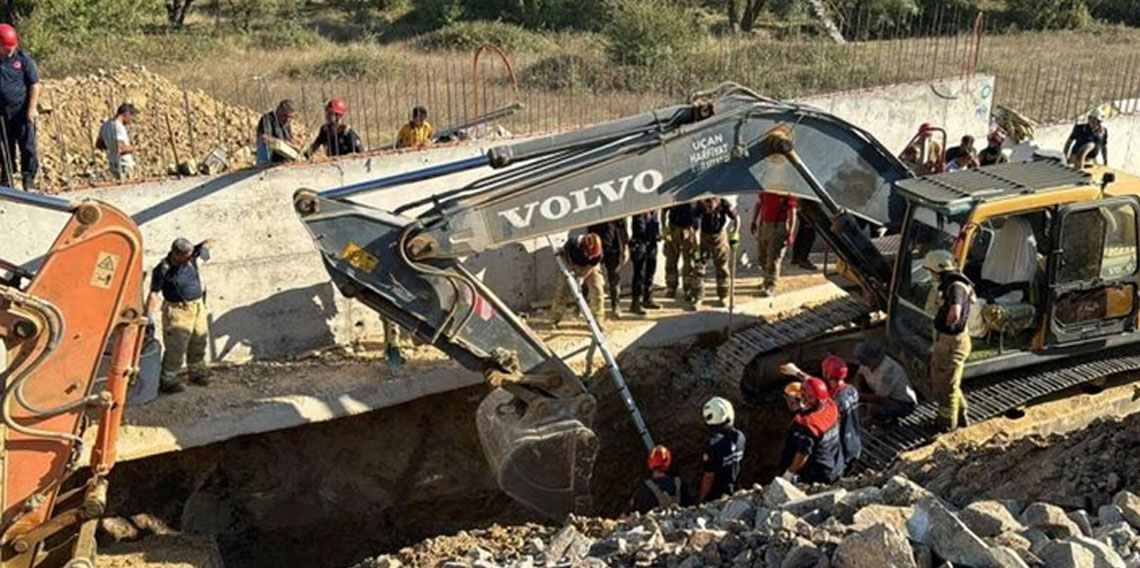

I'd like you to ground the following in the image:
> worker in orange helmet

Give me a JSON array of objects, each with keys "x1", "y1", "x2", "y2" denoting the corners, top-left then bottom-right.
[
  {"x1": 628, "y1": 445, "x2": 693, "y2": 514},
  {"x1": 777, "y1": 364, "x2": 844, "y2": 484},
  {"x1": 307, "y1": 97, "x2": 364, "y2": 158},
  {"x1": 550, "y1": 233, "x2": 607, "y2": 330},
  {"x1": 0, "y1": 23, "x2": 40, "y2": 191}
]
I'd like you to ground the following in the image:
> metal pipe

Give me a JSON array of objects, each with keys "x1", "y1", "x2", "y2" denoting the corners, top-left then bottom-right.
[
  {"x1": 545, "y1": 236, "x2": 655, "y2": 452},
  {"x1": 0, "y1": 185, "x2": 75, "y2": 212},
  {"x1": 318, "y1": 155, "x2": 490, "y2": 200}
]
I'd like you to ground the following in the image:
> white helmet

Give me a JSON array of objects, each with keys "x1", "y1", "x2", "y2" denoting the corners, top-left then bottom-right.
[
  {"x1": 703, "y1": 396, "x2": 735, "y2": 427},
  {"x1": 1090, "y1": 108, "x2": 1107, "y2": 122},
  {"x1": 923, "y1": 250, "x2": 957, "y2": 273}
]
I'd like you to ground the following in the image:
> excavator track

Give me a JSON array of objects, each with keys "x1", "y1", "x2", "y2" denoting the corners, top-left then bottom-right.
[{"x1": 858, "y1": 342, "x2": 1140, "y2": 471}]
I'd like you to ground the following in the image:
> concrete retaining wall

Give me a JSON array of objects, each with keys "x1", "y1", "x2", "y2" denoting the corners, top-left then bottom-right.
[{"x1": 0, "y1": 75, "x2": 995, "y2": 361}]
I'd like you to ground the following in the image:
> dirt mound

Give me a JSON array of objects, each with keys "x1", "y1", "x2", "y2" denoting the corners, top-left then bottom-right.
[
  {"x1": 36, "y1": 66, "x2": 289, "y2": 192},
  {"x1": 893, "y1": 412, "x2": 1140, "y2": 511}
]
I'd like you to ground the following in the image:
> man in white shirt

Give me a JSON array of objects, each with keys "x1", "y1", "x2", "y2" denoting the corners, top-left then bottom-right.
[
  {"x1": 97, "y1": 103, "x2": 138, "y2": 181},
  {"x1": 854, "y1": 341, "x2": 918, "y2": 424}
]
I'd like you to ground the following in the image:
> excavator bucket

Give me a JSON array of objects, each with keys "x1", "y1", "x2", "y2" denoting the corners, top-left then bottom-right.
[{"x1": 476, "y1": 388, "x2": 598, "y2": 518}]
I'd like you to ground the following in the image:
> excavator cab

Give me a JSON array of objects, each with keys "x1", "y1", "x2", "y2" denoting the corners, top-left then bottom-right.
[{"x1": 884, "y1": 159, "x2": 1140, "y2": 397}]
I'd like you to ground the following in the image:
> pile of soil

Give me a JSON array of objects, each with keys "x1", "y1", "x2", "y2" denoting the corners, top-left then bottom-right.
[{"x1": 35, "y1": 66, "x2": 299, "y2": 192}]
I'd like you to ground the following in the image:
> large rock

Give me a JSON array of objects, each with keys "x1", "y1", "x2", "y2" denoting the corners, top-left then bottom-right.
[
  {"x1": 1069, "y1": 535, "x2": 1128, "y2": 568},
  {"x1": 1022, "y1": 502, "x2": 1082, "y2": 539},
  {"x1": 717, "y1": 497, "x2": 756, "y2": 525},
  {"x1": 987, "y1": 532, "x2": 1042, "y2": 567},
  {"x1": 837, "y1": 487, "x2": 885, "y2": 522},
  {"x1": 989, "y1": 546, "x2": 1031, "y2": 568},
  {"x1": 881, "y1": 475, "x2": 936, "y2": 507},
  {"x1": 1113, "y1": 492, "x2": 1140, "y2": 531},
  {"x1": 785, "y1": 489, "x2": 849, "y2": 518},
  {"x1": 961, "y1": 501, "x2": 1025, "y2": 538},
  {"x1": 1093, "y1": 522, "x2": 1137, "y2": 552},
  {"x1": 766, "y1": 478, "x2": 809, "y2": 508},
  {"x1": 548, "y1": 525, "x2": 594, "y2": 563},
  {"x1": 851, "y1": 505, "x2": 913, "y2": 535},
  {"x1": 1101, "y1": 505, "x2": 1128, "y2": 527},
  {"x1": 1070, "y1": 511, "x2": 1095, "y2": 537},
  {"x1": 907, "y1": 498, "x2": 1024, "y2": 567},
  {"x1": 687, "y1": 528, "x2": 728, "y2": 550},
  {"x1": 833, "y1": 524, "x2": 917, "y2": 568},
  {"x1": 781, "y1": 541, "x2": 824, "y2": 568},
  {"x1": 761, "y1": 510, "x2": 813, "y2": 538},
  {"x1": 1038, "y1": 541, "x2": 1098, "y2": 568}
]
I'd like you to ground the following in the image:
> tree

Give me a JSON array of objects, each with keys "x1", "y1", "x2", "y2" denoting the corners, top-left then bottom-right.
[
  {"x1": 165, "y1": 0, "x2": 194, "y2": 27},
  {"x1": 727, "y1": 0, "x2": 768, "y2": 32}
]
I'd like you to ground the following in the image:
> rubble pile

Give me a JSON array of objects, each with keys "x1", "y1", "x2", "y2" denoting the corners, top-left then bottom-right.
[
  {"x1": 36, "y1": 66, "x2": 276, "y2": 191},
  {"x1": 356, "y1": 475, "x2": 1140, "y2": 568}
]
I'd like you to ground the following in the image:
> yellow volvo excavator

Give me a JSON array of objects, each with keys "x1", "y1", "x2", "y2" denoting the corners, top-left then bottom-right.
[{"x1": 291, "y1": 82, "x2": 1140, "y2": 518}]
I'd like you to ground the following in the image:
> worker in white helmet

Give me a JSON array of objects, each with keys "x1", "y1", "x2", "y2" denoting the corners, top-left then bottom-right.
[
  {"x1": 925, "y1": 249, "x2": 976, "y2": 432},
  {"x1": 698, "y1": 396, "x2": 746, "y2": 502}
]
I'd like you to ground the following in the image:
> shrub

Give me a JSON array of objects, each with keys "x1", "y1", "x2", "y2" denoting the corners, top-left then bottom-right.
[
  {"x1": 412, "y1": 0, "x2": 465, "y2": 28},
  {"x1": 17, "y1": 0, "x2": 159, "y2": 59},
  {"x1": 1088, "y1": 0, "x2": 1140, "y2": 26},
  {"x1": 416, "y1": 20, "x2": 553, "y2": 52},
  {"x1": 602, "y1": 0, "x2": 701, "y2": 67},
  {"x1": 280, "y1": 50, "x2": 404, "y2": 80},
  {"x1": 1003, "y1": 0, "x2": 1092, "y2": 30}
]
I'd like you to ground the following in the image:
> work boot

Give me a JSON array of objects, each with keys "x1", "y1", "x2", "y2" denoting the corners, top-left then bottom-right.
[
  {"x1": 189, "y1": 372, "x2": 211, "y2": 387},
  {"x1": 629, "y1": 297, "x2": 645, "y2": 315},
  {"x1": 666, "y1": 286, "x2": 677, "y2": 299},
  {"x1": 609, "y1": 300, "x2": 622, "y2": 319},
  {"x1": 159, "y1": 379, "x2": 185, "y2": 394},
  {"x1": 758, "y1": 287, "x2": 772, "y2": 298},
  {"x1": 715, "y1": 295, "x2": 727, "y2": 308},
  {"x1": 643, "y1": 295, "x2": 661, "y2": 309},
  {"x1": 797, "y1": 258, "x2": 819, "y2": 271}
]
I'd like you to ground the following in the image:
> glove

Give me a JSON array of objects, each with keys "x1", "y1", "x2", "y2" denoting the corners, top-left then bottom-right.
[
  {"x1": 621, "y1": 247, "x2": 630, "y2": 266},
  {"x1": 663, "y1": 230, "x2": 673, "y2": 244},
  {"x1": 729, "y1": 230, "x2": 740, "y2": 250},
  {"x1": 781, "y1": 470, "x2": 795, "y2": 482},
  {"x1": 779, "y1": 362, "x2": 801, "y2": 377}
]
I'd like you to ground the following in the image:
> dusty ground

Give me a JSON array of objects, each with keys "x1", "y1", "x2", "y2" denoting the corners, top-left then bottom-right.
[{"x1": 98, "y1": 535, "x2": 223, "y2": 568}]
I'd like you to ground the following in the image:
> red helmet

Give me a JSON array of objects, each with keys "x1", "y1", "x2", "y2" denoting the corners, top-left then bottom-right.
[
  {"x1": 0, "y1": 25, "x2": 18, "y2": 49},
  {"x1": 821, "y1": 355, "x2": 848, "y2": 382},
  {"x1": 803, "y1": 377, "x2": 831, "y2": 404},
  {"x1": 647, "y1": 445, "x2": 672, "y2": 471},
  {"x1": 581, "y1": 233, "x2": 603, "y2": 260},
  {"x1": 326, "y1": 98, "x2": 347, "y2": 116}
]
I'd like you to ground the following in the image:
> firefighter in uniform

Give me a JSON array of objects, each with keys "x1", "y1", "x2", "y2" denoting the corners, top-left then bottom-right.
[
  {"x1": 926, "y1": 249, "x2": 974, "y2": 432},
  {"x1": 782, "y1": 357, "x2": 862, "y2": 472},
  {"x1": 147, "y1": 238, "x2": 214, "y2": 394},
  {"x1": 692, "y1": 197, "x2": 739, "y2": 308},
  {"x1": 750, "y1": 191, "x2": 798, "y2": 297},
  {"x1": 698, "y1": 396, "x2": 746, "y2": 502},
  {"x1": 629, "y1": 445, "x2": 693, "y2": 514},
  {"x1": 549, "y1": 233, "x2": 607, "y2": 329},
  {"x1": 663, "y1": 203, "x2": 700, "y2": 300},
  {"x1": 780, "y1": 377, "x2": 844, "y2": 484}
]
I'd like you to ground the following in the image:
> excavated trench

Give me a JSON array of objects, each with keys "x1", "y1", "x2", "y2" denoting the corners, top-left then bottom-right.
[{"x1": 102, "y1": 340, "x2": 799, "y2": 568}]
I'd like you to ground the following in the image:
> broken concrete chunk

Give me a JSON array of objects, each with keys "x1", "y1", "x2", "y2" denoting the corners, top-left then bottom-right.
[
  {"x1": 547, "y1": 524, "x2": 593, "y2": 563},
  {"x1": 1038, "y1": 540, "x2": 1099, "y2": 568},
  {"x1": 832, "y1": 523, "x2": 917, "y2": 568},
  {"x1": 1113, "y1": 492, "x2": 1140, "y2": 531},
  {"x1": 1093, "y1": 522, "x2": 1137, "y2": 552},
  {"x1": 1070, "y1": 511, "x2": 1095, "y2": 537},
  {"x1": 1022, "y1": 502, "x2": 1082, "y2": 539},
  {"x1": 780, "y1": 541, "x2": 823, "y2": 568},
  {"x1": 785, "y1": 489, "x2": 848, "y2": 518},
  {"x1": 766, "y1": 477, "x2": 809, "y2": 508},
  {"x1": 687, "y1": 528, "x2": 728, "y2": 550},
  {"x1": 989, "y1": 546, "x2": 1032, "y2": 568},
  {"x1": 881, "y1": 475, "x2": 936, "y2": 507},
  {"x1": 837, "y1": 487, "x2": 885, "y2": 522},
  {"x1": 1101, "y1": 505, "x2": 1129, "y2": 527},
  {"x1": 1068, "y1": 535, "x2": 1127, "y2": 568},
  {"x1": 717, "y1": 497, "x2": 756, "y2": 525},
  {"x1": 907, "y1": 497, "x2": 995, "y2": 567},
  {"x1": 850, "y1": 505, "x2": 913, "y2": 535},
  {"x1": 961, "y1": 501, "x2": 1026, "y2": 538},
  {"x1": 1022, "y1": 527, "x2": 1052, "y2": 553}
]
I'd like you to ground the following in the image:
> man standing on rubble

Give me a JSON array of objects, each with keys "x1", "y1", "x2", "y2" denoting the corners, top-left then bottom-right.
[
  {"x1": 629, "y1": 446, "x2": 693, "y2": 514},
  {"x1": 663, "y1": 203, "x2": 700, "y2": 301},
  {"x1": 147, "y1": 237, "x2": 215, "y2": 394},
  {"x1": 692, "y1": 197, "x2": 739, "y2": 308},
  {"x1": 256, "y1": 100, "x2": 300, "y2": 166},
  {"x1": 0, "y1": 24, "x2": 39, "y2": 191},
  {"x1": 307, "y1": 98, "x2": 364, "y2": 158},
  {"x1": 97, "y1": 103, "x2": 138, "y2": 181},
  {"x1": 698, "y1": 396, "x2": 746, "y2": 502},
  {"x1": 926, "y1": 250, "x2": 974, "y2": 432},
  {"x1": 628, "y1": 210, "x2": 662, "y2": 315},
  {"x1": 550, "y1": 233, "x2": 607, "y2": 330},
  {"x1": 588, "y1": 219, "x2": 629, "y2": 319},
  {"x1": 778, "y1": 376, "x2": 844, "y2": 484},
  {"x1": 750, "y1": 191, "x2": 797, "y2": 297}
]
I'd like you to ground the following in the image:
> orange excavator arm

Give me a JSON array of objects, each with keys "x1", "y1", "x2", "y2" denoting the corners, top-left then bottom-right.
[{"x1": 0, "y1": 188, "x2": 145, "y2": 568}]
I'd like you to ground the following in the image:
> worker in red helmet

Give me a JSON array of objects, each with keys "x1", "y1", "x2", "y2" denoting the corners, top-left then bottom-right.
[
  {"x1": 0, "y1": 23, "x2": 40, "y2": 190},
  {"x1": 550, "y1": 232, "x2": 608, "y2": 330},
  {"x1": 815, "y1": 355, "x2": 863, "y2": 469},
  {"x1": 778, "y1": 364, "x2": 844, "y2": 484},
  {"x1": 628, "y1": 445, "x2": 693, "y2": 514},
  {"x1": 911, "y1": 122, "x2": 943, "y2": 175},
  {"x1": 307, "y1": 97, "x2": 364, "y2": 159}
]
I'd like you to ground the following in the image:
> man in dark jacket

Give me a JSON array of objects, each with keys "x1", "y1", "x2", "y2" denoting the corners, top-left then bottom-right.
[
  {"x1": 629, "y1": 445, "x2": 693, "y2": 514},
  {"x1": 629, "y1": 211, "x2": 662, "y2": 315},
  {"x1": 0, "y1": 24, "x2": 40, "y2": 190},
  {"x1": 588, "y1": 219, "x2": 629, "y2": 319},
  {"x1": 778, "y1": 376, "x2": 844, "y2": 484}
]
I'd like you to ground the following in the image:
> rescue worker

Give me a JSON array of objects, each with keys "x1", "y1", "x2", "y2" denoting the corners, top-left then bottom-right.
[
  {"x1": 699, "y1": 396, "x2": 745, "y2": 502},
  {"x1": 1064, "y1": 109, "x2": 1108, "y2": 168},
  {"x1": 781, "y1": 358, "x2": 861, "y2": 471},
  {"x1": 588, "y1": 219, "x2": 629, "y2": 319},
  {"x1": 629, "y1": 210, "x2": 662, "y2": 315},
  {"x1": 926, "y1": 250, "x2": 975, "y2": 432},
  {"x1": 256, "y1": 100, "x2": 299, "y2": 166},
  {"x1": 549, "y1": 233, "x2": 606, "y2": 330},
  {"x1": 978, "y1": 130, "x2": 1009, "y2": 166},
  {"x1": 783, "y1": 381, "x2": 806, "y2": 414},
  {"x1": 779, "y1": 377, "x2": 844, "y2": 484},
  {"x1": 693, "y1": 197, "x2": 739, "y2": 308},
  {"x1": 307, "y1": 98, "x2": 364, "y2": 158},
  {"x1": 0, "y1": 24, "x2": 39, "y2": 191},
  {"x1": 854, "y1": 341, "x2": 917, "y2": 424},
  {"x1": 146, "y1": 237, "x2": 215, "y2": 394},
  {"x1": 750, "y1": 191, "x2": 797, "y2": 297},
  {"x1": 629, "y1": 445, "x2": 693, "y2": 514},
  {"x1": 396, "y1": 105, "x2": 432, "y2": 149},
  {"x1": 97, "y1": 103, "x2": 138, "y2": 181},
  {"x1": 663, "y1": 203, "x2": 700, "y2": 300}
]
